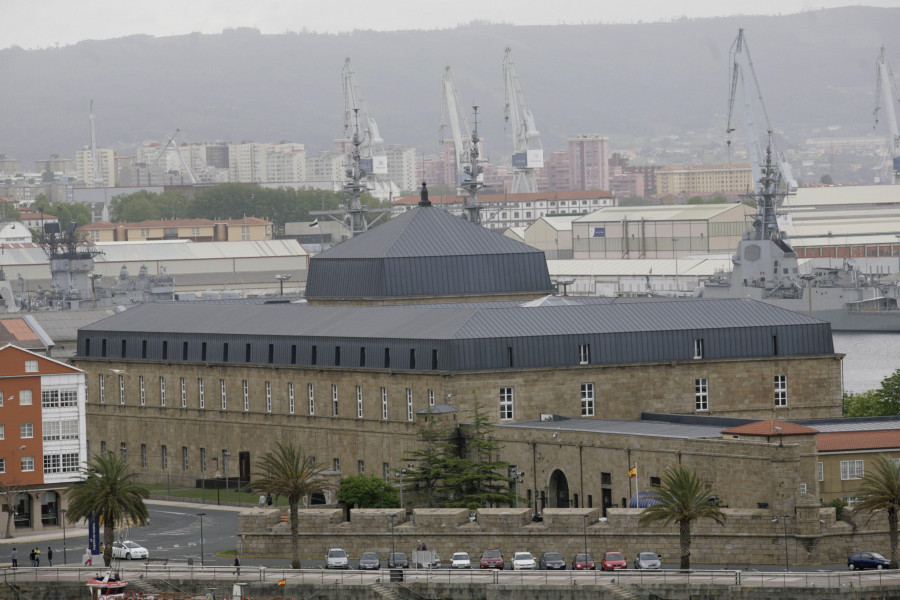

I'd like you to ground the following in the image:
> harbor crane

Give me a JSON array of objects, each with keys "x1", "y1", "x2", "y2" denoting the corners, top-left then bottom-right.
[
  {"x1": 503, "y1": 47, "x2": 543, "y2": 194},
  {"x1": 89, "y1": 100, "x2": 103, "y2": 187},
  {"x1": 440, "y1": 66, "x2": 484, "y2": 223},
  {"x1": 726, "y1": 29, "x2": 797, "y2": 193},
  {"x1": 149, "y1": 129, "x2": 197, "y2": 184},
  {"x1": 874, "y1": 46, "x2": 900, "y2": 184}
]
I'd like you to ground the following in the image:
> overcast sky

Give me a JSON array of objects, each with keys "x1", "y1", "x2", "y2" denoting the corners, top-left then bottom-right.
[{"x1": 1, "y1": 1, "x2": 895, "y2": 50}]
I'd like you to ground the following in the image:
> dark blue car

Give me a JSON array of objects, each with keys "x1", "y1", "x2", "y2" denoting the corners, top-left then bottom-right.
[{"x1": 848, "y1": 551, "x2": 890, "y2": 570}]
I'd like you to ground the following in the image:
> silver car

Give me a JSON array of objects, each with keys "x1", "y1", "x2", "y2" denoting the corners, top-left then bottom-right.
[
  {"x1": 112, "y1": 540, "x2": 149, "y2": 560},
  {"x1": 325, "y1": 547, "x2": 349, "y2": 569},
  {"x1": 634, "y1": 551, "x2": 661, "y2": 569}
]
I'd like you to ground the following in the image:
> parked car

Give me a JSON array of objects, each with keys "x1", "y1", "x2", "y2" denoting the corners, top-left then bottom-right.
[
  {"x1": 848, "y1": 551, "x2": 890, "y2": 570},
  {"x1": 634, "y1": 551, "x2": 661, "y2": 569},
  {"x1": 512, "y1": 552, "x2": 536, "y2": 570},
  {"x1": 450, "y1": 552, "x2": 471, "y2": 569},
  {"x1": 112, "y1": 540, "x2": 148, "y2": 560},
  {"x1": 388, "y1": 552, "x2": 409, "y2": 568},
  {"x1": 601, "y1": 551, "x2": 627, "y2": 571},
  {"x1": 325, "y1": 547, "x2": 349, "y2": 569},
  {"x1": 539, "y1": 552, "x2": 566, "y2": 570},
  {"x1": 358, "y1": 551, "x2": 381, "y2": 570},
  {"x1": 572, "y1": 553, "x2": 595, "y2": 570},
  {"x1": 480, "y1": 549, "x2": 505, "y2": 569}
]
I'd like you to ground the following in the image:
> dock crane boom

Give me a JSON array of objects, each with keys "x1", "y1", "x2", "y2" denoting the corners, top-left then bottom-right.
[
  {"x1": 503, "y1": 47, "x2": 543, "y2": 194},
  {"x1": 874, "y1": 46, "x2": 900, "y2": 184},
  {"x1": 439, "y1": 66, "x2": 484, "y2": 222},
  {"x1": 726, "y1": 29, "x2": 797, "y2": 193}
]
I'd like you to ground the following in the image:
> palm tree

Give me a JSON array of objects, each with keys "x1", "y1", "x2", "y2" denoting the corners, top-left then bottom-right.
[
  {"x1": 66, "y1": 452, "x2": 150, "y2": 567},
  {"x1": 851, "y1": 455, "x2": 900, "y2": 569},
  {"x1": 637, "y1": 465, "x2": 726, "y2": 569},
  {"x1": 249, "y1": 442, "x2": 332, "y2": 568}
]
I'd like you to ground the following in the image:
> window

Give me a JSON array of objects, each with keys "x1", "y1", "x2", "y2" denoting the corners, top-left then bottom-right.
[
  {"x1": 20, "y1": 390, "x2": 32, "y2": 406},
  {"x1": 383, "y1": 462, "x2": 390, "y2": 479},
  {"x1": 120, "y1": 443, "x2": 127, "y2": 461},
  {"x1": 358, "y1": 460, "x2": 365, "y2": 474},
  {"x1": 183, "y1": 447, "x2": 189, "y2": 471},
  {"x1": 141, "y1": 444, "x2": 147, "y2": 468},
  {"x1": 42, "y1": 420, "x2": 78, "y2": 441},
  {"x1": 694, "y1": 378, "x2": 709, "y2": 411},
  {"x1": 288, "y1": 382, "x2": 295, "y2": 414},
  {"x1": 308, "y1": 383, "x2": 315, "y2": 415},
  {"x1": 774, "y1": 375, "x2": 787, "y2": 407},
  {"x1": 21, "y1": 456, "x2": 34, "y2": 472},
  {"x1": 406, "y1": 388, "x2": 413, "y2": 421},
  {"x1": 818, "y1": 461, "x2": 824, "y2": 482},
  {"x1": 243, "y1": 380, "x2": 249, "y2": 411},
  {"x1": 0, "y1": 458, "x2": 4, "y2": 473},
  {"x1": 333, "y1": 457, "x2": 340, "y2": 471},
  {"x1": 800, "y1": 483, "x2": 808, "y2": 495},
  {"x1": 356, "y1": 385, "x2": 363, "y2": 418},
  {"x1": 0, "y1": 424, "x2": 3, "y2": 440},
  {"x1": 161, "y1": 445, "x2": 168, "y2": 469},
  {"x1": 500, "y1": 387, "x2": 514, "y2": 420},
  {"x1": 265, "y1": 381, "x2": 272, "y2": 413},
  {"x1": 381, "y1": 387, "x2": 388, "y2": 420},
  {"x1": 581, "y1": 383, "x2": 595, "y2": 416},
  {"x1": 579, "y1": 344, "x2": 591, "y2": 365},
  {"x1": 20, "y1": 423, "x2": 33, "y2": 438},
  {"x1": 428, "y1": 389, "x2": 435, "y2": 406},
  {"x1": 180, "y1": 378, "x2": 187, "y2": 408},
  {"x1": 198, "y1": 378, "x2": 205, "y2": 408},
  {"x1": 61, "y1": 453, "x2": 79, "y2": 473},
  {"x1": 693, "y1": 339, "x2": 704, "y2": 359},
  {"x1": 117, "y1": 374, "x2": 125, "y2": 404},
  {"x1": 0, "y1": 392, "x2": 3, "y2": 406},
  {"x1": 841, "y1": 459, "x2": 864, "y2": 480},
  {"x1": 220, "y1": 379, "x2": 227, "y2": 410},
  {"x1": 360, "y1": 347, "x2": 366, "y2": 367},
  {"x1": 332, "y1": 384, "x2": 339, "y2": 416},
  {"x1": 24, "y1": 360, "x2": 38, "y2": 373},
  {"x1": 139, "y1": 376, "x2": 146, "y2": 406}
]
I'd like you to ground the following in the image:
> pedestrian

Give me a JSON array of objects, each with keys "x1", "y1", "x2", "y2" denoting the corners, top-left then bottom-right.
[
  {"x1": 82, "y1": 548, "x2": 92, "y2": 566},
  {"x1": 11, "y1": 547, "x2": 17, "y2": 569},
  {"x1": 34, "y1": 547, "x2": 40, "y2": 567},
  {"x1": 29, "y1": 548, "x2": 35, "y2": 567},
  {"x1": 233, "y1": 555, "x2": 241, "y2": 576},
  {"x1": 258, "y1": 494, "x2": 265, "y2": 508},
  {"x1": 266, "y1": 493, "x2": 273, "y2": 506},
  {"x1": 47, "y1": 547, "x2": 53, "y2": 567}
]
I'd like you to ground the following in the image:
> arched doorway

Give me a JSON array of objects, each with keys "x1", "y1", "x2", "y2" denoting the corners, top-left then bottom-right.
[
  {"x1": 41, "y1": 491, "x2": 59, "y2": 526},
  {"x1": 548, "y1": 469, "x2": 570, "y2": 508},
  {"x1": 14, "y1": 493, "x2": 32, "y2": 529}
]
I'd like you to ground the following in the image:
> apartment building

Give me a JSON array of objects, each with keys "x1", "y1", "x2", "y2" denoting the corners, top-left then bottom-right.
[
  {"x1": 74, "y1": 147, "x2": 116, "y2": 187},
  {"x1": 79, "y1": 217, "x2": 273, "y2": 242},
  {"x1": 568, "y1": 135, "x2": 609, "y2": 192},
  {"x1": 655, "y1": 163, "x2": 753, "y2": 196}
]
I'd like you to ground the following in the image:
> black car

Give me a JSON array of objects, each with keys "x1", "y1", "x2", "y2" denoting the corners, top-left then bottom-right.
[
  {"x1": 358, "y1": 551, "x2": 381, "y2": 570},
  {"x1": 539, "y1": 552, "x2": 566, "y2": 570},
  {"x1": 848, "y1": 551, "x2": 890, "y2": 570},
  {"x1": 388, "y1": 552, "x2": 409, "y2": 568}
]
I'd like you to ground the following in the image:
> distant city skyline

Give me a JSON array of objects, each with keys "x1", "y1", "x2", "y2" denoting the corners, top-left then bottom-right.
[{"x1": 2, "y1": 0, "x2": 896, "y2": 50}]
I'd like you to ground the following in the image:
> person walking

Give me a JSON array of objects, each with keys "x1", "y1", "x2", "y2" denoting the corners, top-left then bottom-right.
[
  {"x1": 83, "y1": 547, "x2": 92, "y2": 566},
  {"x1": 47, "y1": 547, "x2": 53, "y2": 567},
  {"x1": 11, "y1": 548, "x2": 17, "y2": 569},
  {"x1": 233, "y1": 555, "x2": 241, "y2": 576},
  {"x1": 266, "y1": 493, "x2": 273, "y2": 506},
  {"x1": 258, "y1": 494, "x2": 265, "y2": 508},
  {"x1": 29, "y1": 548, "x2": 35, "y2": 567},
  {"x1": 34, "y1": 547, "x2": 40, "y2": 567}
]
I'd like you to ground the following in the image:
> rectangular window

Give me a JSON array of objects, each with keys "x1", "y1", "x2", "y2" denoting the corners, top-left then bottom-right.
[
  {"x1": 356, "y1": 385, "x2": 363, "y2": 418},
  {"x1": 20, "y1": 423, "x2": 33, "y2": 438},
  {"x1": 202, "y1": 342, "x2": 207, "y2": 362},
  {"x1": 333, "y1": 457, "x2": 340, "y2": 472},
  {"x1": 818, "y1": 461, "x2": 824, "y2": 482},
  {"x1": 183, "y1": 341, "x2": 188, "y2": 361},
  {"x1": 695, "y1": 378, "x2": 709, "y2": 411},
  {"x1": 198, "y1": 378, "x2": 205, "y2": 408},
  {"x1": 0, "y1": 392, "x2": 3, "y2": 406},
  {"x1": 161, "y1": 445, "x2": 168, "y2": 469},
  {"x1": 98, "y1": 375, "x2": 105, "y2": 404},
  {"x1": 308, "y1": 383, "x2": 315, "y2": 415},
  {"x1": 120, "y1": 443, "x2": 127, "y2": 461},
  {"x1": 360, "y1": 347, "x2": 366, "y2": 367},
  {"x1": 245, "y1": 343, "x2": 251, "y2": 363},
  {"x1": 223, "y1": 343, "x2": 229, "y2": 362},
  {"x1": 141, "y1": 444, "x2": 147, "y2": 468},
  {"x1": 311, "y1": 345, "x2": 317, "y2": 366},
  {"x1": 409, "y1": 349, "x2": 416, "y2": 369},
  {"x1": 500, "y1": 387, "x2": 514, "y2": 420},
  {"x1": 43, "y1": 455, "x2": 60, "y2": 474},
  {"x1": 21, "y1": 456, "x2": 34, "y2": 472},
  {"x1": 432, "y1": 349, "x2": 438, "y2": 370},
  {"x1": 384, "y1": 348, "x2": 390, "y2": 368},
  {"x1": 220, "y1": 379, "x2": 227, "y2": 410},
  {"x1": 118, "y1": 375, "x2": 125, "y2": 404},
  {"x1": 243, "y1": 380, "x2": 249, "y2": 411},
  {"x1": 61, "y1": 453, "x2": 79, "y2": 472},
  {"x1": 428, "y1": 389, "x2": 435, "y2": 406},
  {"x1": 335, "y1": 346, "x2": 341, "y2": 366},
  {"x1": 406, "y1": 388, "x2": 413, "y2": 421},
  {"x1": 0, "y1": 458, "x2": 4, "y2": 473},
  {"x1": 142, "y1": 340, "x2": 147, "y2": 359},
  {"x1": 182, "y1": 446, "x2": 189, "y2": 471},
  {"x1": 266, "y1": 381, "x2": 272, "y2": 413},
  {"x1": 581, "y1": 383, "x2": 595, "y2": 416},
  {"x1": 180, "y1": 377, "x2": 187, "y2": 408},
  {"x1": 332, "y1": 384, "x2": 338, "y2": 416},
  {"x1": 774, "y1": 374, "x2": 788, "y2": 407},
  {"x1": 381, "y1": 387, "x2": 388, "y2": 420},
  {"x1": 841, "y1": 459, "x2": 864, "y2": 480},
  {"x1": 25, "y1": 360, "x2": 38, "y2": 373},
  {"x1": 140, "y1": 376, "x2": 146, "y2": 406},
  {"x1": 159, "y1": 377, "x2": 166, "y2": 406},
  {"x1": 0, "y1": 424, "x2": 3, "y2": 440},
  {"x1": 579, "y1": 344, "x2": 591, "y2": 365},
  {"x1": 800, "y1": 483, "x2": 808, "y2": 495},
  {"x1": 288, "y1": 382, "x2": 295, "y2": 414},
  {"x1": 358, "y1": 460, "x2": 365, "y2": 474},
  {"x1": 693, "y1": 339, "x2": 704, "y2": 359}
]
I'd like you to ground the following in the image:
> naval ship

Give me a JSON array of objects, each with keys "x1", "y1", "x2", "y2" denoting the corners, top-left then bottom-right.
[{"x1": 698, "y1": 148, "x2": 900, "y2": 331}]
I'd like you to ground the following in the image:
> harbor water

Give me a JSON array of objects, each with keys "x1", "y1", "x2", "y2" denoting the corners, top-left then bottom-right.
[{"x1": 833, "y1": 332, "x2": 900, "y2": 394}]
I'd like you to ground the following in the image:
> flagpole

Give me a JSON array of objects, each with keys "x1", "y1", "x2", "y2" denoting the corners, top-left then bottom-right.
[{"x1": 635, "y1": 462, "x2": 639, "y2": 504}]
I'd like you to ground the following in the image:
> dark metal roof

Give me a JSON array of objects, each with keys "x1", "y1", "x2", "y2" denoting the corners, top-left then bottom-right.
[
  {"x1": 416, "y1": 403, "x2": 457, "y2": 414},
  {"x1": 498, "y1": 416, "x2": 725, "y2": 439},
  {"x1": 305, "y1": 206, "x2": 553, "y2": 299}
]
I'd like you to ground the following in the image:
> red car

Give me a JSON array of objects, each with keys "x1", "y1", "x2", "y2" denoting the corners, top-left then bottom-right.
[
  {"x1": 479, "y1": 549, "x2": 504, "y2": 569},
  {"x1": 601, "y1": 551, "x2": 627, "y2": 571},
  {"x1": 572, "y1": 552, "x2": 595, "y2": 570}
]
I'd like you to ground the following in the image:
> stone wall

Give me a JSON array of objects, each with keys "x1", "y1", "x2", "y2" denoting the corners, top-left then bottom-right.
[{"x1": 238, "y1": 506, "x2": 891, "y2": 566}]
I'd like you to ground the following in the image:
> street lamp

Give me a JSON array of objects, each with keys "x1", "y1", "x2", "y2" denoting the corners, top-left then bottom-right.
[
  {"x1": 396, "y1": 468, "x2": 407, "y2": 509},
  {"x1": 223, "y1": 450, "x2": 231, "y2": 497},
  {"x1": 510, "y1": 466, "x2": 525, "y2": 508},
  {"x1": 772, "y1": 514, "x2": 792, "y2": 571},
  {"x1": 388, "y1": 513, "x2": 398, "y2": 567},
  {"x1": 212, "y1": 457, "x2": 220, "y2": 505},
  {"x1": 581, "y1": 513, "x2": 590, "y2": 558},
  {"x1": 275, "y1": 274, "x2": 292, "y2": 296},
  {"x1": 197, "y1": 512, "x2": 206, "y2": 566},
  {"x1": 60, "y1": 508, "x2": 67, "y2": 565}
]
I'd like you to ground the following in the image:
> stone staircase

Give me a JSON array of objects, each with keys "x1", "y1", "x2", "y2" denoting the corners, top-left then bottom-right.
[
  {"x1": 370, "y1": 582, "x2": 401, "y2": 599},
  {"x1": 607, "y1": 581, "x2": 640, "y2": 600},
  {"x1": 129, "y1": 578, "x2": 168, "y2": 598}
]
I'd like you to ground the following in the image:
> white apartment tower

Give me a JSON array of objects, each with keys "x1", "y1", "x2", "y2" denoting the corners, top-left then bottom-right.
[{"x1": 74, "y1": 147, "x2": 116, "y2": 187}]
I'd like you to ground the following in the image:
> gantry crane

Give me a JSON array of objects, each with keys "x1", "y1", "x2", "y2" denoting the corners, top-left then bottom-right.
[
  {"x1": 874, "y1": 46, "x2": 900, "y2": 184},
  {"x1": 503, "y1": 47, "x2": 543, "y2": 194},
  {"x1": 440, "y1": 66, "x2": 484, "y2": 223},
  {"x1": 726, "y1": 29, "x2": 797, "y2": 193}
]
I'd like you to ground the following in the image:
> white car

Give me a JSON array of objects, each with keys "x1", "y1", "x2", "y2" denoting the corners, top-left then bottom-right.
[
  {"x1": 450, "y1": 552, "x2": 471, "y2": 569},
  {"x1": 512, "y1": 551, "x2": 536, "y2": 570},
  {"x1": 111, "y1": 540, "x2": 149, "y2": 560},
  {"x1": 325, "y1": 547, "x2": 349, "y2": 569}
]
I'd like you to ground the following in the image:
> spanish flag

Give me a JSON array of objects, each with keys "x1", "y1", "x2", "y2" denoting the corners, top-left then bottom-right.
[
  {"x1": 277, "y1": 579, "x2": 286, "y2": 587},
  {"x1": 628, "y1": 466, "x2": 637, "y2": 479}
]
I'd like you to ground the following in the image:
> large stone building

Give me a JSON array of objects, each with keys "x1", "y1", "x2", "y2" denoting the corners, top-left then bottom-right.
[{"x1": 73, "y1": 191, "x2": 844, "y2": 521}]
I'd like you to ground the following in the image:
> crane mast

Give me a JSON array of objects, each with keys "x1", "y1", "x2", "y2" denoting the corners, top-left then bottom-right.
[
  {"x1": 874, "y1": 46, "x2": 900, "y2": 184},
  {"x1": 341, "y1": 58, "x2": 391, "y2": 196},
  {"x1": 150, "y1": 129, "x2": 197, "y2": 184},
  {"x1": 503, "y1": 47, "x2": 543, "y2": 194},
  {"x1": 439, "y1": 66, "x2": 484, "y2": 223},
  {"x1": 726, "y1": 29, "x2": 797, "y2": 193},
  {"x1": 89, "y1": 100, "x2": 102, "y2": 187}
]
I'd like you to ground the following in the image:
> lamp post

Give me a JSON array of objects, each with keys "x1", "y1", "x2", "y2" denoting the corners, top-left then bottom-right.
[
  {"x1": 388, "y1": 513, "x2": 397, "y2": 567},
  {"x1": 581, "y1": 513, "x2": 590, "y2": 558},
  {"x1": 396, "y1": 468, "x2": 407, "y2": 509},
  {"x1": 212, "y1": 457, "x2": 220, "y2": 505},
  {"x1": 510, "y1": 466, "x2": 525, "y2": 508},
  {"x1": 60, "y1": 508, "x2": 67, "y2": 565},
  {"x1": 275, "y1": 274, "x2": 292, "y2": 296},
  {"x1": 197, "y1": 512, "x2": 206, "y2": 566},
  {"x1": 772, "y1": 514, "x2": 792, "y2": 571},
  {"x1": 223, "y1": 450, "x2": 231, "y2": 498}
]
